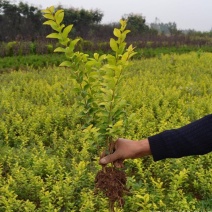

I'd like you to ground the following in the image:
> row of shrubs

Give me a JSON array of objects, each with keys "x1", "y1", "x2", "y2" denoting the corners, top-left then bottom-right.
[
  {"x1": 1, "y1": 37, "x2": 212, "y2": 58},
  {"x1": 0, "y1": 47, "x2": 210, "y2": 74},
  {"x1": 0, "y1": 40, "x2": 110, "y2": 57},
  {"x1": 0, "y1": 54, "x2": 67, "y2": 74}
]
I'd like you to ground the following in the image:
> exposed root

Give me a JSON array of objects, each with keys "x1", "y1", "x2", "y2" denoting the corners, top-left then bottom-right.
[{"x1": 95, "y1": 167, "x2": 129, "y2": 208}]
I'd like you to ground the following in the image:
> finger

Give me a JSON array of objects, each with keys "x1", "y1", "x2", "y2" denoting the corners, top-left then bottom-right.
[{"x1": 99, "y1": 152, "x2": 119, "y2": 165}]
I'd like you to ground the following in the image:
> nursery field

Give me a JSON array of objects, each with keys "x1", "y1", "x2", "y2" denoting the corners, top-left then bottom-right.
[{"x1": 0, "y1": 52, "x2": 212, "y2": 211}]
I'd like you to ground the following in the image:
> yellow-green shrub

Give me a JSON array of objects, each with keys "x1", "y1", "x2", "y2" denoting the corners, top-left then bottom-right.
[{"x1": 0, "y1": 53, "x2": 212, "y2": 211}]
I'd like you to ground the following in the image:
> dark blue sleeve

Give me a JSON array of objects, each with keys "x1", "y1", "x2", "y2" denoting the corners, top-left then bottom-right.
[{"x1": 148, "y1": 114, "x2": 212, "y2": 161}]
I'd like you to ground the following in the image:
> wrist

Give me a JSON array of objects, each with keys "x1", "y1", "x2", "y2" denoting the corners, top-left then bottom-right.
[{"x1": 137, "y1": 139, "x2": 151, "y2": 157}]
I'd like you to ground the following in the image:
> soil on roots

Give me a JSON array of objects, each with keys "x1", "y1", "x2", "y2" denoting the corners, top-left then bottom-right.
[{"x1": 95, "y1": 166, "x2": 129, "y2": 208}]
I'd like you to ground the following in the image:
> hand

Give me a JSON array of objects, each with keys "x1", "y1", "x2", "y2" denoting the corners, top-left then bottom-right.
[{"x1": 99, "y1": 138, "x2": 151, "y2": 168}]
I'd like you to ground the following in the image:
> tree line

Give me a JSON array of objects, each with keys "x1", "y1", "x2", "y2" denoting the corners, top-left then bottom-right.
[
  {"x1": 0, "y1": 0, "x2": 211, "y2": 42},
  {"x1": 0, "y1": 0, "x2": 173, "y2": 42},
  {"x1": 0, "y1": 0, "x2": 105, "y2": 41}
]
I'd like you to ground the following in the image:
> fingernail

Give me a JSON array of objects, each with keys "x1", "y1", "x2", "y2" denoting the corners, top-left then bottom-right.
[{"x1": 100, "y1": 158, "x2": 106, "y2": 164}]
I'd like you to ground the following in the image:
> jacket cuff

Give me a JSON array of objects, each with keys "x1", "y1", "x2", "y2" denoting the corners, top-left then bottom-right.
[{"x1": 148, "y1": 133, "x2": 167, "y2": 161}]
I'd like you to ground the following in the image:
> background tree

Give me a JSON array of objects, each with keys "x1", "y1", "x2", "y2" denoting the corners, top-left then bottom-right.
[
  {"x1": 0, "y1": 1, "x2": 104, "y2": 41},
  {"x1": 56, "y1": 6, "x2": 104, "y2": 39},
  {"x1": 0, "y1": 0, "x2": 43, "y2": 41},
  {"x1": 167, "y1": 22, "x2": 181, "y2": 35},
  {"x1": 18, "y1": 2, "x2": 43, "y2": 39},
  {"x1": 122, "y1": 13, "x2": 149, "y2": 35},
  {"x1": 150, "y1": 21, "x2": 181, "y2": 36}
]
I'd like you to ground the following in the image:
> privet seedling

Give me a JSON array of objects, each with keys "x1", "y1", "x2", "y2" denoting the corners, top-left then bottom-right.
[{"x1": 42, "y1": 6, "x2": 136, "y2": 211}]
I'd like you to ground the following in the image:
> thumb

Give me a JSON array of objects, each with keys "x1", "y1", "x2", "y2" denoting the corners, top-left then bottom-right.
[{"x1": 99, "y1": 152, "x2": 119, "y2": 165}]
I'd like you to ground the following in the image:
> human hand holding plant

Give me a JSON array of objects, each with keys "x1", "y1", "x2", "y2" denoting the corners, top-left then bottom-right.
[{"x1": 99, "y1": 138, "x2": 152, "y2": 168}]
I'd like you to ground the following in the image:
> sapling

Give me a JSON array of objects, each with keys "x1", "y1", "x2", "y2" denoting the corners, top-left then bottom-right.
[{"x1": 42, "y1": 6, "x2": 136, "y2": 211}]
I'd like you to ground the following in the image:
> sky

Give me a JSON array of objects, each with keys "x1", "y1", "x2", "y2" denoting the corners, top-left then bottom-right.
[{"x1": 20, "y1": 0, "x2": 212, "y2": 31}]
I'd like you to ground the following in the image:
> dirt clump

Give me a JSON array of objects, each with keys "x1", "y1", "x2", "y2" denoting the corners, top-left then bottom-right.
[{"x1": 95, "y1": 166, "x2": 129, "y2": 208}]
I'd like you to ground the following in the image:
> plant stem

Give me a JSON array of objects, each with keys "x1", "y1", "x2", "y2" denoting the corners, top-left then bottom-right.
[{"x1": 109, "y1": 201, "x2": 115, "y2": 212}]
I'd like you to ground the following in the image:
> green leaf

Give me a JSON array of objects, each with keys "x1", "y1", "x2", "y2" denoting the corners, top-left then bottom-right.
[
  {"x1": 60, "y1": 24, "x2": 65, "y2": 31},
  {"x1": 86, "y1": 60, "x2": 99, "y2": 68},
  {"x1": 97, "y1": 110, "x2": 110, "y2": 118},
  {"x1": 43, "y1": 13, "x2": 54, "y2": 20},
  {"x1": 99, "y1": 54, "x2": 107, "y2": 62},
  {"x1": 43, "y1": 20, "x2": 61, "y2": 32},
  {"x1": 113, "y1": 28, "x2": 121, "y2": 37},
  {"x1": 46, "y1": 33, "x2": 61, "y2": 39},
  {"x1": 69, "y1": 39, "x2": 80, "y2": 51},
  {"x1": 106, "y1": 77, "x2": 116, "y2": 89},
  {"x1": 55, "y1": 9, "x2": 64, "y2": 20},
  {"x1": 113, "y1": 120, "x2": 123, "y2": 127},
  {"x1": 65, "y1": 47, "x2": 74, "y2": 57},
  {"x1": 51, "y1": 24, "x2": 61, "y2": 32},
  {"x1": 104, "y1": 67, "x2": 115, "y2": 77},
  {"x1": 121, "y1": 52, "x2": 128, "y2": 62},
  {"x1": 56, "y1": 11, "x2": 64, "y2": 25},
  {"x1": 110, "y1": 38, "x2": 118, "y2": 52},
  {"x1": 83, "y1": 124, "x2": 93, "y2": 132},
  {"x1": 62, "y1": 24, "x2": 73, "y2": 38},
  {"x1": 117, "y1": 42, "x2": 126, "y2": 55},
  {"x1": 120, "y1": 30, "x2": 130, "y2": 42},
  {"x1": 100, "y1": 88, "x2": 113, "y2": 96},
  {"x1": 122, "y1": 30, "x2": 131, "y2": 36},
  {"x1": 128, "y1": 52, "x2": 137, "y2": 59},
  {"x1": 60, "y1": 38, "x2": 70, "y2": 46},
  {"x1": 120, "y1": 19, "x2": 127, "y2": 31},
  {"x1": 89, "y1": 71, "x2": 99, "y2": 78},
  {"x1": 59, "y1": 61, "x2": 73, "y2": 67},
  {"x1": 43, "y1": 20, "x2": 55, "y2": 26},
  {"x1": 126, "y1": 44, "x2": 137, "y2": 59},
  {"x1": 48, "y1": 6, "x2": 55, "y2": 13},
  {"x1": 113, "y1": 109, "x2": 124, "y2": 119},
  {"x1": 94, "y1": 53, "x2": 99, "y2": 60},
  {"x1": 107, "y1": 54, "x2": 116, "y2": 65},
  {"x1": 83, "y1": 84, "x2": 90, "y2": 91},
  {"x1": 71, "y1": 38, "x2": 80, "y2": 47},
  {"x1": 54, "y1": 47, "x2": 66, "y2": 52}
]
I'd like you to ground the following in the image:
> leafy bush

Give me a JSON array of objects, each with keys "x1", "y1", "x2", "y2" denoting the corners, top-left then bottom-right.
[
  {"x1": 0, "y1": 52, "x2": 212, "y2": 211},
  {"x1": 0, "y1": 54, "x2": 66, "y2": 74},
  {"x1": 1, "y1": 34, "x2": 212, "y2": 58}
]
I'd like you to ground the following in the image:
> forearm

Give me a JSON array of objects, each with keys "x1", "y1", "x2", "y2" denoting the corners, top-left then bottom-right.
[{"x1": 148, "y1": 114, "x2": 212, "y2": 161}]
